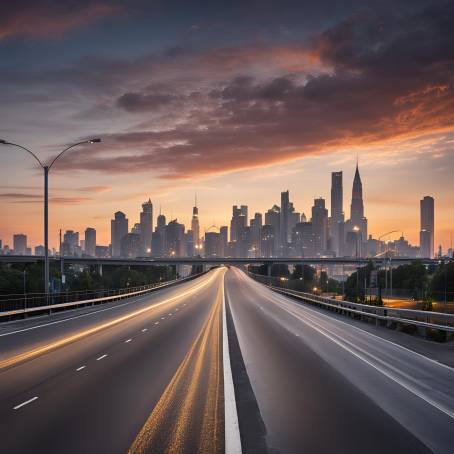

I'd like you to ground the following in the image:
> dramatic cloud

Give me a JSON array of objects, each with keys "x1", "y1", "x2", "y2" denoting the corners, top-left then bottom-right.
[
  {"x1": 48, "y1": 2, "x2": 454, "y2": 180},
  {"x1": 0, "y1": 1, "x2": 121, "y2": 39},
  {"x1": 2, "y1": 1, "x2": 453, "y2": 183}
]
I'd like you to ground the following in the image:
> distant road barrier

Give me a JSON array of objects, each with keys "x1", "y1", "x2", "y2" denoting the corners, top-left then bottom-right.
[
  {"x1": 0, "y1": 273, "x2": 204, "y2": 320},
  {"x1": 248, "y1": 273, "x2": 454, "y2": 339}
]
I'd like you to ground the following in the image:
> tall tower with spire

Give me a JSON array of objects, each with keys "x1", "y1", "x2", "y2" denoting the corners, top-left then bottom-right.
[
  {"x1": 346, "y1": 161, "x2": 367, "y2": 256},
  {"x1": 191, "y1": 194, "x2": 200, "y2": 249},
  {"x1": 350, "y1": 163, "x2": 364, "y2": 226}
]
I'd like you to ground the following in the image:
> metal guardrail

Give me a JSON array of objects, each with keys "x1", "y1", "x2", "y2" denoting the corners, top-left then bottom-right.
[
  {"x1": 271, "y1": 287, "x2": 454, "y2": 334},
  {"x1": 247, "y1": 273, "x2": 454, "y2": 335},
  {"x1": 0, "y1": 273, "x2": 202, "y2": 318}
]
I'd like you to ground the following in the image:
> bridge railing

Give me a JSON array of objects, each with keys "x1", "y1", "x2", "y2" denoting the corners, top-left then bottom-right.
[
  {"x1": 0, "y1": 273, "x2": 202, "y2": 320},
  {"x1": 248, "y1": 272, "x2": 454, "y2": 337}
]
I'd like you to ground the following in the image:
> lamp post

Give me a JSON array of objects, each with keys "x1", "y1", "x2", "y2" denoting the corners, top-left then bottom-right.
[{"x1": 0, "y1": 138, "x2": 101, "y2": 300}]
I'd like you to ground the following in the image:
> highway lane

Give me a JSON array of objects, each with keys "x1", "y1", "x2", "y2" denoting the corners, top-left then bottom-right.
[
  {"x1": 0, "y1": 269, "x2": 226, "y2": 454},
  {"x1": 226, "y1": 268, "x2": 454, "y2": 454}
]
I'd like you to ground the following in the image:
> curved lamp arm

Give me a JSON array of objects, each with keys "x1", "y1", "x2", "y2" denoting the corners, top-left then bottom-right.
[
  {"x1": 0, "y1": 140, "x2": 45, "y2": 168},
  {"x1": 48, "y1": 138, "x2": 101, "y2": 171},
  {"x1": 378, "y1": 230, "x2": 399, "y2": 241}
]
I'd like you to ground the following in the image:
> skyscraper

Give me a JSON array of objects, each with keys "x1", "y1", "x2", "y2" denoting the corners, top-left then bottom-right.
[
  {"x1": 111, "y1": 211, "x2": 128, "y2": 257},
  {"x1": 280, "y1": 190, "x2": 290, "y2": 255},
  {"x1": 265, "y1": 205, "x2": 280, "y2": 254},
  {"x1": 120, "y1": 233, "x2": 141, "y2": 258},
  {"x1": 347, "y1": 162, "x2": 367, "y2": 256},
  {"x1": 219, "y1": 226, "x2": 228, "y2": 257},
  {"x1": 250, "y1": 212, "x2": 262, "y2": 257},
  {"x1": 191, "y1": 195, "x2": 200, "y2": 251},
  {"x1": 350, "y1": 164, "x2": 364, "y2": 225},
  {"x1": 331, "y1": 171, "x2": 343, "y2": 221},
  {"x1": 292, "y1": 222, "x2": 314, "y2": 257},
  {"x1": 205, "y1": 231, "x2": 221, "y2": 257},
  {"x1": 330, "y1": 171, "x2": 345, "y2": 256},
  {"x1": 311, "y1": 198, "x2": 328, "y2": 255},
  {"x1": 140, "y1": 199, "x2": 153, "y2": 256},
  {"x1": 62, "y1": 230, "x2": 79, "y2": 256},
  {"x1": 166, "y1": 219, "x2": 185, "y2": 256},
  {"x1": 13, "y1": 234, "x2": 27, "y2": 255},
  {"x1": 230, "y1": 205, "x2": 247, "y2": 241},
  {"x1": 152, "y1": 211, "x2": 166, "y2": 257},
  {"x1": 261, "y1": 225, "x2": 276, "y2": 257},
  {"x1": 420, "y1": 196, "x2": 434, "y2": 258},
  {"x1": 84, "y1": 227, "x2": 96, "y2": 257}
]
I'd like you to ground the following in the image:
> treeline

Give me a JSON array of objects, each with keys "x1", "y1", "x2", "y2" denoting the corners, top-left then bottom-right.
[
  {"x1": 249, "y1": 264, "x2": 341, "y2": 293},
  {"x1": 249, "y1": 260, "x2": 454, "y2": 304},
  {"x1": 344, "y1": 260, "x2": 454, "y2": 303},
  {"x1": 0, "y1": 263, "x2": 176, "y2": 295}
]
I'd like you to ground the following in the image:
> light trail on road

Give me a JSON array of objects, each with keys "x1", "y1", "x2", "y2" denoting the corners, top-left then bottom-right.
[{"x1": 129, "y1": 269, "x2": 225, "y2": 454}]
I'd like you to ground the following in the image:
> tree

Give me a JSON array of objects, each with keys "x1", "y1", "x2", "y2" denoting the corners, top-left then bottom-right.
[
  {"x1": 344, "y1": 261, "x2": 375, "y2": 303},
  {"x1": 430, "y1": 262, "x2": 454, "y2": 302},
  {"x1": 292, "y1": 265, "x2": 317, "y2": 292}
]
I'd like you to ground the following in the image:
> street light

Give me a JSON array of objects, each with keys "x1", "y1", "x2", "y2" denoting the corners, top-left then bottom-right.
[{"x1": 0, "y1": 138, "x2": 101, "y2": 300}]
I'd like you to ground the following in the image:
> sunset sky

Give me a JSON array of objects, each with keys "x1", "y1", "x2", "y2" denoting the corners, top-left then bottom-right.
[{"x1": 0, "y1": 0, "x2": 453, "y2": 250}]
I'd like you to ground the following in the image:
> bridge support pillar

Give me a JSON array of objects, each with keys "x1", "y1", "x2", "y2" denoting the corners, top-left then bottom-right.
[{"x1": 266, "y1": 263, "x2": 273, "y2": 286}]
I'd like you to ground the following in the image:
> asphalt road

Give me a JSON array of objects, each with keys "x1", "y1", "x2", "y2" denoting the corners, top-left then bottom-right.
[
  {"x1": 226, "y1": 268, "x2": 454, "y2": 454},
  {"x1": 0, "y1": 269, "x2": 225, "y2": 454},
  {"x1": 2, "y1": 266, "x2": 453, "y2": 454}
]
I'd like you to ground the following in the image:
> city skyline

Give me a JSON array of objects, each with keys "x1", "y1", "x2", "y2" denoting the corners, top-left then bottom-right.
[{"x1": 1, "y1": 162, "x2": 449, "y2": 259}]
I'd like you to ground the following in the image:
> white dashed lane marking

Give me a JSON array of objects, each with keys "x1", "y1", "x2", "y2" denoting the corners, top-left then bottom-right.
[
  {"x1": 96, "y1": 354, "x2": 108, "y2": 361},
  {"x1": 14, "y1": 397, "x2": 38, "y2": 410},
  {"x1": 76, "y1": 365, "x2": 86, "y2": 371}
]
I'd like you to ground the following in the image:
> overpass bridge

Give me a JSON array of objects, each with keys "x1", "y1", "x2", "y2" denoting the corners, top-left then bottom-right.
[{"x1": 0, "y1": 254, "x2": 446, "y2": 267}]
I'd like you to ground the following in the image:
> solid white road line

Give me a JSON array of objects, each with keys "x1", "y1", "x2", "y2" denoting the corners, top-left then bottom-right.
[
  {"x1": 261, "y1": 288, "x2": 454, "y2": 421},
  {"x1": 222, "y1": 274, "x2": 242, "y2": 454},
  {"x1": 96, "y1": 354, "x2": 108, "y2": 361},
  {"x1": 76, "y1": 365, "x2": 86, "y2": 371},
  {"x1": 125, "y1": 339, "x2": 132, "y2": 343},
  {"x1": 241, "y1": 269, "x2": 454, "y2": 373},
  {"x1": 13, "y1": 396, "x2": 38, "y2": 410}
]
